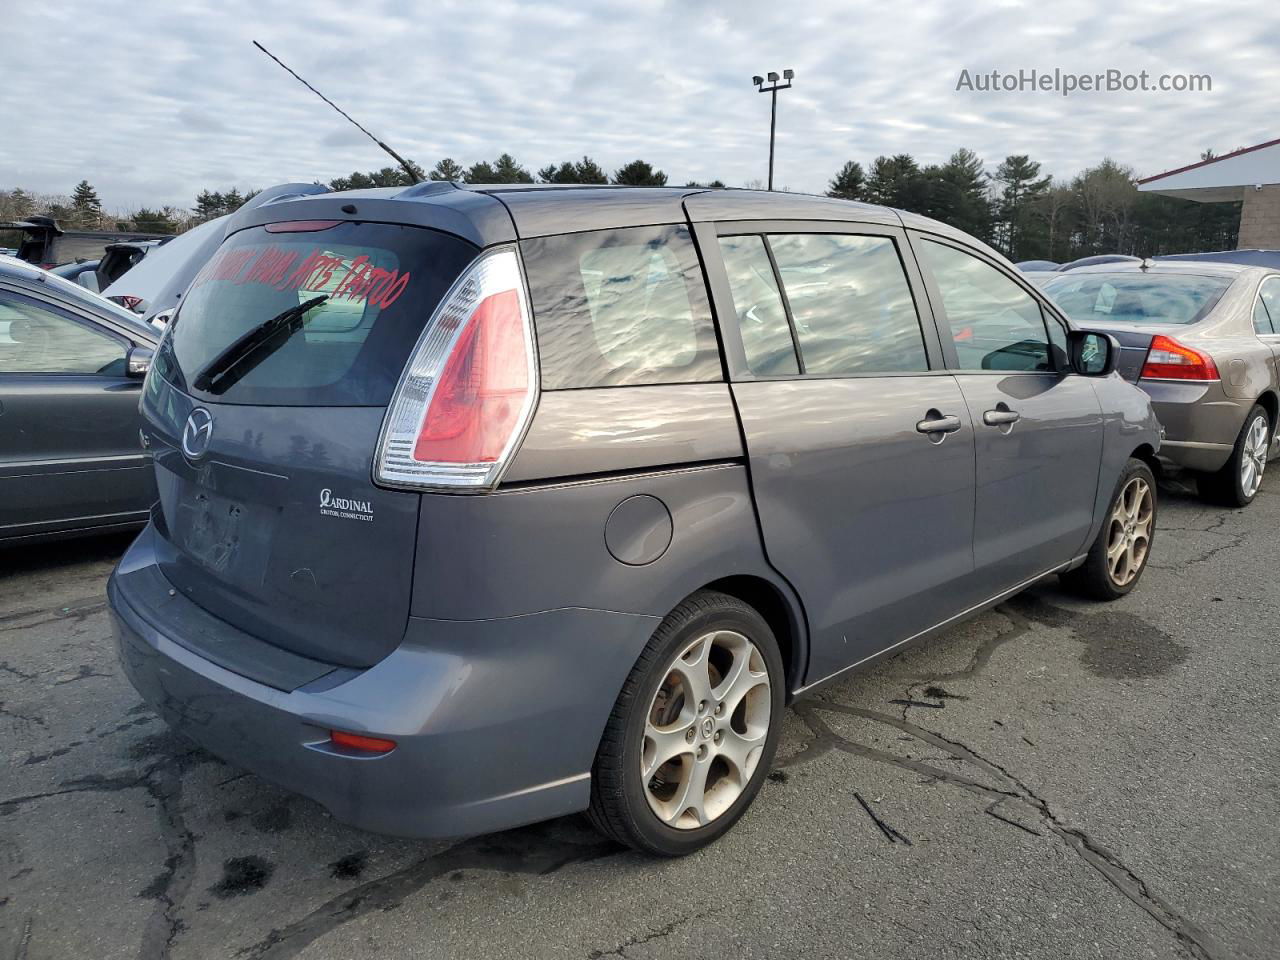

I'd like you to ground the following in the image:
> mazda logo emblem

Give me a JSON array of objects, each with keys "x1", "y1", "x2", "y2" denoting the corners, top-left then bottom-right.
[{"x1": 182, "y1": 408, "x2": 214, "y2": 459}]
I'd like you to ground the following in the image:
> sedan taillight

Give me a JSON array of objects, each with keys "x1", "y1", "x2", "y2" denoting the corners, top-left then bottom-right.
[{"x1": 1140, "y1": 335, "x2": 1219, "y2": 381}]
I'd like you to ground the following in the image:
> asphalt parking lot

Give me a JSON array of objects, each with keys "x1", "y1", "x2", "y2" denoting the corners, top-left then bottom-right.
[{"x1": 2, "y1": 479, "x2": 1276, "y2": 960}]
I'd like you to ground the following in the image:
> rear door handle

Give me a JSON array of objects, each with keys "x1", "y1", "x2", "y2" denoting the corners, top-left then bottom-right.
[
  {"x1": 916, "y1": 413, "x2": 963, "y2": 435},
  {"x1": 982, "y1": 409, "x2": 1021, "y2": 427}
]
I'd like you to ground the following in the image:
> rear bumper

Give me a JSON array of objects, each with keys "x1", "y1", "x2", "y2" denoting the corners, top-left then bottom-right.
[
  {"x1": 1141, "y1": 380, "x2": 1251, "y2": 473},
  {"x1": 109, "y1": 527, "x2": 659, "y2": 838}
]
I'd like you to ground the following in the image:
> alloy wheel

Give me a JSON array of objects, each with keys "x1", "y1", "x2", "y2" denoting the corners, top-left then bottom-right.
[
  {"x1": 1241, "y1": 414, "x2": 1269, "y2": 500},
  {"x1": 1106, "y1": 476, "x2": 1153, "y2": 587},
  {"x1": 642, "y1": 630, "x2": 772, "y2": 829}
]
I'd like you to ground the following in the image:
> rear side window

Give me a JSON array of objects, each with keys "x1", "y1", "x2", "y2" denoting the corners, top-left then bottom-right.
[
  {"x1": 769, "y1": 233, "x2": 928, "y2": 375},
  {"x1": 522, "y1": 225, "x2": 722, "y2": 389},
  {"x1": 717, "y1": 235, "x2": 798, "y2": 376},
  {"x1": 1254, "y1": 295, "x2": 1274, "y2": 334},
  {"x1": 919, "y1": 240, "x2": 1052, "y2": 372},
  {"x1": 1259, "y1": 278, "x2": 1280, "y2": 334},
  {"x1": 156, "y1": 222, "x2": 478, "y2": 406}
]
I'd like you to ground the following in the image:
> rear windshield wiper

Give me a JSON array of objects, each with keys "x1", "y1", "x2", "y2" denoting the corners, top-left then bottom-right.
[{"x1": 192, "y1": 296, "x2": 328, "y2": 394}]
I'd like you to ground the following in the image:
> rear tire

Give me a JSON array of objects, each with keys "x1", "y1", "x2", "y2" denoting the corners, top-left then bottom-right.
[
  {"x1": 1061, "y1": 457, "x2": 1156, "y2": 601},
  {"x1": 1198, "y1": 404, "x2": 1270, "y2": 508},
  {"x1": 587, "y1": 590, "x2": 784, "y2": 856}
]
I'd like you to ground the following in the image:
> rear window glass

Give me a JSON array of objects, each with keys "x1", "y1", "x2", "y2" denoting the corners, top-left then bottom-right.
[
  {"x1": 1042, "y1": 272, "x2": 1231, "y2": 326},
  {"x1": 155, "y1": 222, "x2": 477, "y2": 405},
  {"x1": 522, "y1": 225, "x2": 722, "y2": 389}
]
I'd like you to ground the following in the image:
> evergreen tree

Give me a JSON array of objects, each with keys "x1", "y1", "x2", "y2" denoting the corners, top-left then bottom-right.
[
  {"x1": 992, "y1": 155, "x2": 1052, "y2": 260},
  {"x1": 194, "y1": 190, "x2": 224, "y2": 221},
  {"x1": 573, "y1": 156, "x2": 608, "y2": 184},
  {"x1": 71, "y1": 180, "x2": 102, "y2": 225},
  {"x1": 465, "y1": 154, "x2": 533, "y2": 184},
  {"x1": 864, "y1": 155, "x2": 927, "y2": 210},
  {"x1": 329, "y1": 161, "x2": 424, "y2": 191},
  {"x1": 930, "y1": 149, "x2": 994, "y2": 242},
  {"x1": 826, "y1": 161, "x2": 866, "y2": 201},
  {"x1": 131, "y1": 207, "x2": 177, "y2": 234},
  {"x1": 429, "y1": 158, "x2": 465, "y2": 181},
  {"x1": 491, "y1": 153, "x2": 534, "y2": 183},
  {"x1": 538, "y1": 162, "x2": 579, "y2": 184},
  {"x1": 537, "y1": 157, "x2": 609, "y2": 185},
  {"x1": 612, "y1": 160, "x2": 667, "y2": 186}
]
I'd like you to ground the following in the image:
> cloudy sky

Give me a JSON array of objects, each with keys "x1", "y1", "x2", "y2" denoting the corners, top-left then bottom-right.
[{"x1": 3, "y1": 0, "x2": 1278, "y2": 214}]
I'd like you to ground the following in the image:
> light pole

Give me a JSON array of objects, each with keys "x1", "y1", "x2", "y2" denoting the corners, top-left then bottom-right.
[{"x1": 752, "y1": 69, "x2": 794, "y2": 191}]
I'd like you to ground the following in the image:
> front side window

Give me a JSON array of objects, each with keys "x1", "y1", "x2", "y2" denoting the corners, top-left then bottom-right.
[
  {"x1": 0, "y1": 293, "x2": 125, "y2": 374},
  {"x1": 522, "y1": 225, "x2": 721, "y2": 389},
  {"x1": 768, "y1": 233, "x2": 928, "y2": 375},
  {"x1": 919, "y1": 240, "x2": 1051, "y2": 372},
  {"x1": 717, "y1": 235, "x2": 798, "y2": 376}
]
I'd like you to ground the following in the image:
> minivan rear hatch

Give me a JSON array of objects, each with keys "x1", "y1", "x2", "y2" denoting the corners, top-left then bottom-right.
[{"x1": 145, "y1": 219, "x2": 479, "y2": 667}]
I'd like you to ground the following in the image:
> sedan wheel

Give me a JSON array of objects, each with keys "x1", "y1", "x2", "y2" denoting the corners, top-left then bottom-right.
[
  {"x1": 1240, "y1": 413, "x2": 1269, "y2": 500},
  {"x1": 1200, "y1": 404, "x2": 1271, "y2": 508},
  {"x1": 642, "y1": 630, "x2": 771, "y2": 829}
]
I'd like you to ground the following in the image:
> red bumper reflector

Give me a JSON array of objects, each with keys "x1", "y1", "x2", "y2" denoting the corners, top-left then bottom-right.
[{"x1": 329, "y1": 730, "x2": 397, "y2": 753}]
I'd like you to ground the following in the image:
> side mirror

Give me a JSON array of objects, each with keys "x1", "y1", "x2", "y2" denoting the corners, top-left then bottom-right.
[
  {"x1": 126, "y1": 345, "x2": 154, "y2": 379},
  {"x1": 1068, "y1": 330, "x2": 1119, "y2": 377}
]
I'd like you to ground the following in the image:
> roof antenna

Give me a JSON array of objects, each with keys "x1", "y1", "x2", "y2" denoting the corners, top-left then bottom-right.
[{"x1": 252, "y1": 40, "x2": 421, "y2": 184}]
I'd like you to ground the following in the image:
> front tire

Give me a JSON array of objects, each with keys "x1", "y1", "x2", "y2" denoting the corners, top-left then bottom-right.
[
  {"x1": 587, "y1": 590, "x2": 784, "y2": 856},
  {"x1": 1198, "y1": 404, "x2": 1270, "y2": 508},
  {"x1": 1061, "y1": 457, "x2": 1156, "y2": 601}
]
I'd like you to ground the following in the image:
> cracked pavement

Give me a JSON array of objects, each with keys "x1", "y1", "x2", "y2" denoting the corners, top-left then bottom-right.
[{"x1": 1, "y1": 480, "x2": 1277, "y2": 959}]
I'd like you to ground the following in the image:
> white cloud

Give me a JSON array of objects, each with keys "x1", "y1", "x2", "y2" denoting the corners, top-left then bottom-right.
[{"x1": 1, "y1": 0, "x2": 1276, "y2": 212}]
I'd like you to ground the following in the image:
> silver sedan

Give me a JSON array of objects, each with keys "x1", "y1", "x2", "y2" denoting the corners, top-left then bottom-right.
[{"x1": 1043, "y1": 261, "x2": 1280, "y2": 506}]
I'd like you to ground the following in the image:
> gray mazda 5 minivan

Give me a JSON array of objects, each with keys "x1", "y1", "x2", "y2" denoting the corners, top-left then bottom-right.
[{"x1": 109, "y1": 183, "x2": 1160, "y2": 855}]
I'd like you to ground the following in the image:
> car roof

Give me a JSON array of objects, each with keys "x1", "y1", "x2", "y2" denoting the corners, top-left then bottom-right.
[
  {"x1": 0, "y1": 254, "x2": 159, "y2": 340},
  {"x1": 232, "y1": 182, "x2": 994, "y2": 256}
]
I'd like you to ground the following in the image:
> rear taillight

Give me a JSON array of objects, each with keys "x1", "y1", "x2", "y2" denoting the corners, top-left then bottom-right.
[
  {"x1": 374, "y1": 247, "x2": 536, "y2": 491},
  {"x1": 1140, "y1": 335, "x2": 1219, "y2": 381}
]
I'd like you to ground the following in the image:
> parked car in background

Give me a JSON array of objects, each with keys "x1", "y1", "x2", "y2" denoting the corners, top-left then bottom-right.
[
  {"x1": 102, "y1": 183, "x2": 330, "y2": 325},
  {"x1": 1057, "y1": 254, "x2": 1142, "y2": 271},
  {"x1": 49, "y1": 239, "x2": 167, "y2": 297},
  {"x1": 1042, "y1": 261, "x2": 1280, "y2": 506},
  {"x1": 1156, "y1": 249, "x2": 1280, "y2": 270},
  {"x1": 109, "y1": 184, "x2": 1159, "y2": 857},
  {"x1": 1016, "y1": 259, "x2": 1059, "y2": 271},
  {"x1": 0, "y1": 255, "x2": 158, "y2": 544},
  {"x1": 1022, "y1": 271, "x2": 1058, "y2": 287},
  {"x1": 49, "y1": 257, "x2": 102, "y2": 285},
  {"x1": 0, "y1": 216, "x2": 168, "y2": 269}
]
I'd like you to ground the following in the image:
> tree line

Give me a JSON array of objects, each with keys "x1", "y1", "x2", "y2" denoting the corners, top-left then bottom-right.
[
  {"x1": 3, "y1": 150, "x2": 1238, "y2": 260},
  {"x1": 826, "y1": 150, "x2": 1240, "y2": 261}
]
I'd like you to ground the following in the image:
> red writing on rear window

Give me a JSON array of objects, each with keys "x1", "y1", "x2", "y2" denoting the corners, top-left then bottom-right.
[{"x1": 190, "y1": 245, "x2": 411, "y2": 309}]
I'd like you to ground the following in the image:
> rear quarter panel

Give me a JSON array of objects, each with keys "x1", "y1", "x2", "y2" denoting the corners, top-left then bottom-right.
[{"x1": 1183, "y1": 277, "x2": 1279, "y2": 403}]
